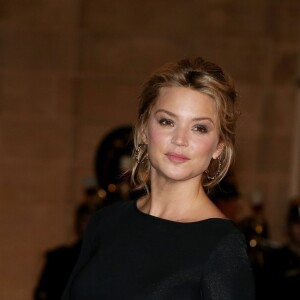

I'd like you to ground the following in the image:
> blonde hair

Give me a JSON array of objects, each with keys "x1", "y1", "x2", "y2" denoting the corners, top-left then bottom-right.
[{"x1": 131, "y1": 57, "x2": 239, "y2": 193}]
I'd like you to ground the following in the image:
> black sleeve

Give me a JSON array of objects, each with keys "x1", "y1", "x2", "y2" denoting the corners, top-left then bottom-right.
[{"x1": 200, "y1": 233, "x2": 255, "y2": 300}]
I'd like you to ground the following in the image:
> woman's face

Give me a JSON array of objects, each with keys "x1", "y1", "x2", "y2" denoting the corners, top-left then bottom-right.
[{"x1": 145, "y1": 86, "x2": 223, "y2": 184}]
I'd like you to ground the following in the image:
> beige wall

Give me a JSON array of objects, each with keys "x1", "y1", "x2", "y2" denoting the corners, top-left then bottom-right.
[{"x1": 0, "y1": 1, "x2": 299, "y2": 299}]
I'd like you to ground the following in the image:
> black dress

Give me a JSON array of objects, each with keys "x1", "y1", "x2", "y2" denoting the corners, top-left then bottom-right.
[{"x1": 62, "y1": 200, "x2": 255, "y2": 300}]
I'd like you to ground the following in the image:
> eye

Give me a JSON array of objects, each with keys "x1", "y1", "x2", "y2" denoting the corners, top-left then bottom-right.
[
  {"x1": 159, "y1": 118, "x2": 174, "y2": 127},
  {"x1": 193, "y1": 124, "x2": 208, "y2": 133}
]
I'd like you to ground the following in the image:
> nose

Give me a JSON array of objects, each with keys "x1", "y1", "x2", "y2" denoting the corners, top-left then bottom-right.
[{"x1": 171, "y1": 127, "x2": 188, "y2": 146}]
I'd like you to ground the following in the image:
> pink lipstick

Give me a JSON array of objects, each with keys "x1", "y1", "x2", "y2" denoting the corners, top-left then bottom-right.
[{"x1": 166, "y1": 152, "x2": 190, "y2": 163}]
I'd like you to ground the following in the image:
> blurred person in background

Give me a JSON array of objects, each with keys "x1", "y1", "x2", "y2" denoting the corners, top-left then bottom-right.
[
  {"x1": 239, "y1": 193, "x2": 272, "y2": 299},
  {"x1": 33, "y1": 202, "x2": 97, "y2": 300},
  {"x1": 210, "y1": 174, "x2": 241, "y2": 223},
  {"x1": 264, "y1": 198, "x2": 300, "y2": 300}
]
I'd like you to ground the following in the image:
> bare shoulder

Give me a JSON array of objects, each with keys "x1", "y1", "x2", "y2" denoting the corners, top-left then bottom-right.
[
  {"x1": 197, "y1": 197, "x2": 228, "y2": 221},
  {"x1": 177, "y1": 198, "x2": 228, "y2": 223}
]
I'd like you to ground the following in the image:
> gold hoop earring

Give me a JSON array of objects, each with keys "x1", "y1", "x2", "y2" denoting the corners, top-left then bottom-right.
[
  {"x1": 135, "y1": 144, "x2": 147, "y2": 164},
  {"x1": 205, "y1": 156, "x2": 222, "y2": 180}
]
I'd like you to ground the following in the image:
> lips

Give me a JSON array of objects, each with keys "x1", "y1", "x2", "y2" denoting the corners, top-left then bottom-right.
[{"x1": 166, "y1": 152, "x2": 190, "y2": 163}]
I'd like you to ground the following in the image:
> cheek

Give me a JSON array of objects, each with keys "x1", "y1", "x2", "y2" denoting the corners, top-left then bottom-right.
[
  {"x1": 147, "y1": 124, "x2": 167, "y2": 146},
  {"x1": 192, "y1": 136, "x2": 219, "y2": 156}
]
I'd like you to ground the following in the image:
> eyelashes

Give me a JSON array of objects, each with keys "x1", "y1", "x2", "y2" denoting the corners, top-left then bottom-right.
[
  {"x1": 159, "y1": 118, "x2": 174, "y2": 127},
  {"x1": 158, "y1": 118, "x2": 208, "y2": 133},
  {"x1": 192, "y1": 125, "x2": 208, "y2": 133}
]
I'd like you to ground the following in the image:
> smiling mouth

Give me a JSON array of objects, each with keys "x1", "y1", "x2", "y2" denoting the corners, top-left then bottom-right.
[{"x1": 166, "y1": 152, "x2": 190, "y2": 163}]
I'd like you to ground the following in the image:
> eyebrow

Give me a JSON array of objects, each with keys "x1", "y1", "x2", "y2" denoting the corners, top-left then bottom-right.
[{"x1": 154, "y1": 109, "x2": 215, "y2": 125}]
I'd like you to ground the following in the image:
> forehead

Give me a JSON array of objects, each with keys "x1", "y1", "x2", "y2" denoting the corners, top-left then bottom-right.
[{"x1": 151, "y1": 86, "x2": 217, "y2": 117}]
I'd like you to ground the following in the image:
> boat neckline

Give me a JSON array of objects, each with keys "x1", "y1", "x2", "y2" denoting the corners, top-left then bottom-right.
[{"x1": 133, "y1": 200, "x2": 232, "y2": 225}]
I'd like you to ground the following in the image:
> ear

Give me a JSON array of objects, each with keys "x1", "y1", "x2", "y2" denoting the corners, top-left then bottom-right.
[{"x1": 212, "y1": 142, "x2": 224, "y2": 159}]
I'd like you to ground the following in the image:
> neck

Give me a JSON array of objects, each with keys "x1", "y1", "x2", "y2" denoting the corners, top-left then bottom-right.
[{"x1": 140, "y1": 175, "x2": 208, "y2": 221}]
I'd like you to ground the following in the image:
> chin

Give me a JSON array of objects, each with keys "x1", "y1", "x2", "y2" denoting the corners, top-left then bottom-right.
[{"x1": 160, "y1": 170, "x2": 200, "y2": 182}]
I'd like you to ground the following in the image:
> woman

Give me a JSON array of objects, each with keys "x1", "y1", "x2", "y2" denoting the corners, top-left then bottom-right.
[{"x1": 62, "y1": 57, "x2": 255, "y2": 299}]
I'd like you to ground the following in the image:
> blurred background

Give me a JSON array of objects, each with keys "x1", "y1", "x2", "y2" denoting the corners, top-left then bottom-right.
[{"x1": 0, "y1": 0, "x2": 299, "y2": 299}]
